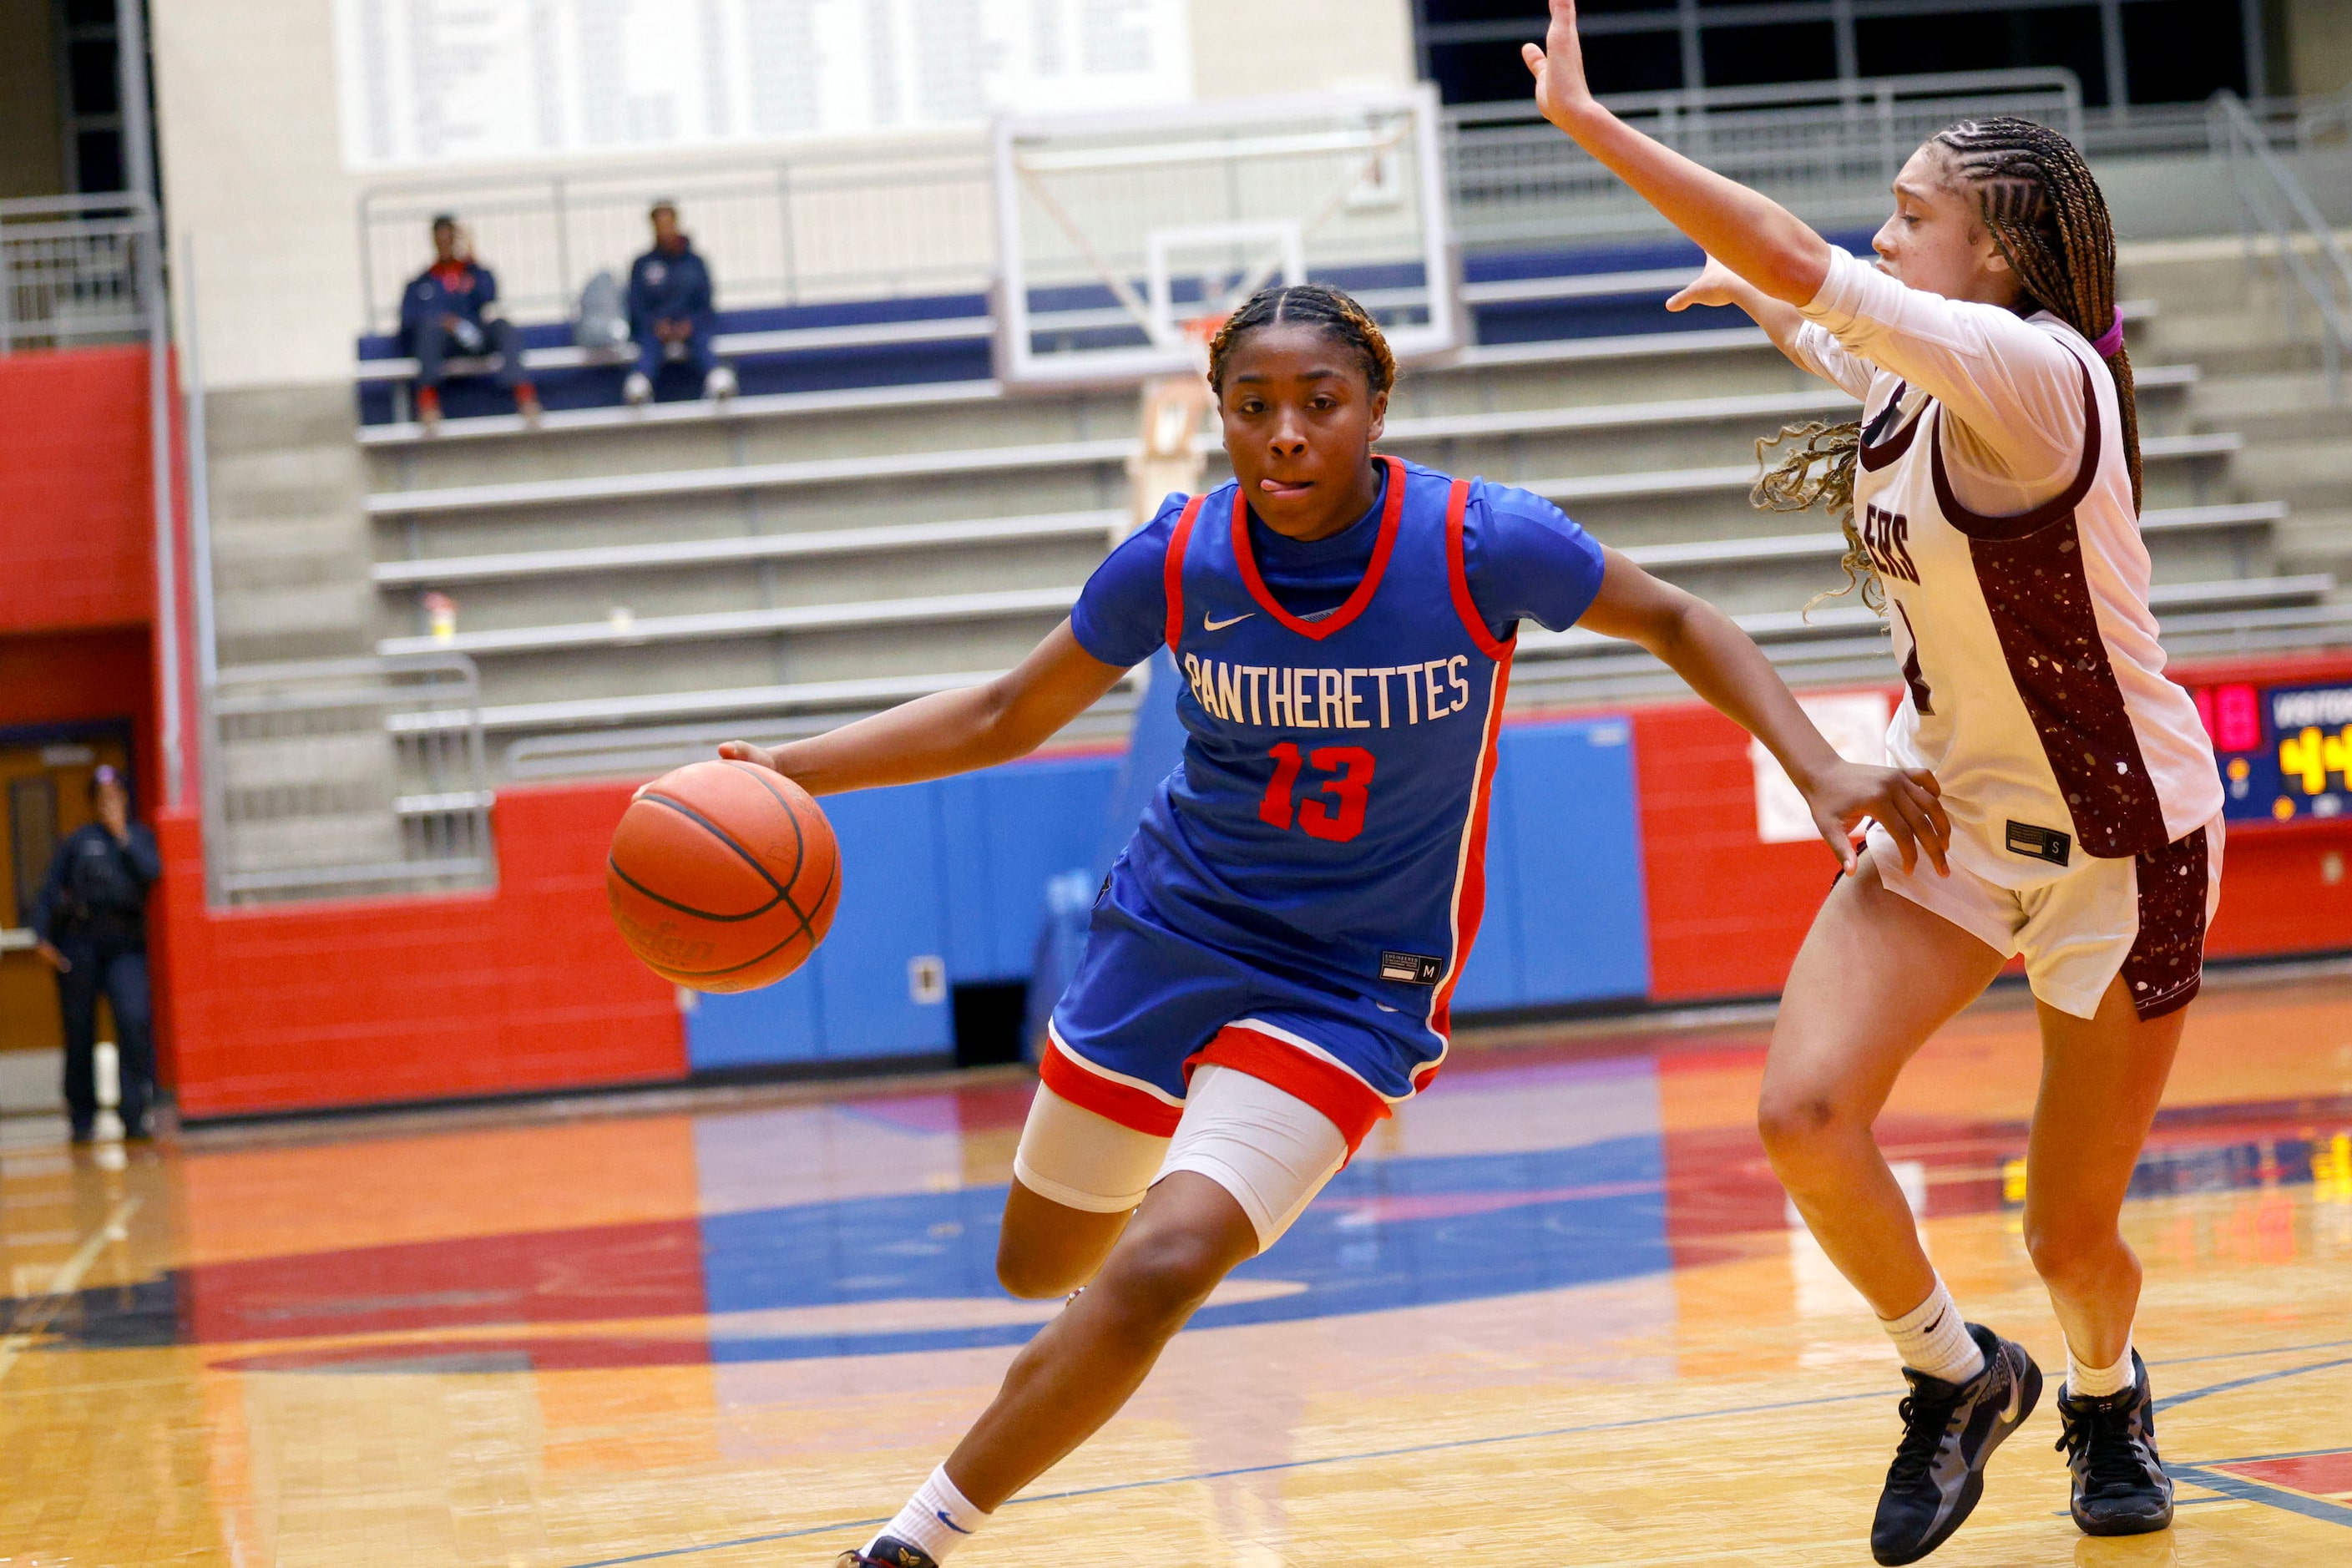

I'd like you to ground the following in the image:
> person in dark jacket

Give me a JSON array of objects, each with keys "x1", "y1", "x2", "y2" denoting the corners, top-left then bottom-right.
[
  {"x1": 623, "y1": 200, "x2": 736, "y2": 405},
  {"x1": 30, "y1": 766, "x2": 160, "y2": 1143},
  {"x1": 400, "y1": 215, "x2": 542, "y2": 432}
]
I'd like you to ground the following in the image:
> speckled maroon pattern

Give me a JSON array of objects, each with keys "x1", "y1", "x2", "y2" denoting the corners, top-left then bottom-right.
[
  {"x1": 1965, "y1": 518, "x2": 2168, "y2": 858},
  {"x1": 2123, "y1": 827, "x2": 2209, "y2": 1020}
]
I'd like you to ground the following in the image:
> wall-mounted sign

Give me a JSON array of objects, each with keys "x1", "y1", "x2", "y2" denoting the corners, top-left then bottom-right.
[{"x1": 334, "y1": 0, "x2": 1193, "y2": 171}]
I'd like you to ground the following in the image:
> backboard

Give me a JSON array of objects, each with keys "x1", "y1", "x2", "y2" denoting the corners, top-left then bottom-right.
[{"x1": 991, "y1": 87, "x2": 1458, "y2": 386}]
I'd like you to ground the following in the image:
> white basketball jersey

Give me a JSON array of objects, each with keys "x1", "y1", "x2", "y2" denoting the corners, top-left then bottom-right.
[{"x1": 1849, "y1": 321, "x2": 2221, "y2": 888}]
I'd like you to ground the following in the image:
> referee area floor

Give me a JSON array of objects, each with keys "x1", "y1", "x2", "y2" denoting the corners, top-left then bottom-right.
[{"x1": 3, "y1": 968, "x2": 2349, "y2": 1566}]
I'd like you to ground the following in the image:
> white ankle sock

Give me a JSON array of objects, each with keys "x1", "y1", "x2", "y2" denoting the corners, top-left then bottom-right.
[
  {"x1": 1880, "y1": 1278, "x2": 1986, "y2": 1385},
  {"x1": 2067, "y1": 1334, "x2": 2137, "y2": 1399},
  {"x1": 871, "y1": 1465, "x2": 991, "y2": 1564}
]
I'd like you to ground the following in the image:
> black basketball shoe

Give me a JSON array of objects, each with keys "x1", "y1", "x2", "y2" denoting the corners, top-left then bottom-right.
[
  {"x1": 1870, "y1": 1323, "x2": 2043, "y2": 1565},
  {"x1": 2055, "y1": 1352, "x2": 2173, "y2": 1537},
  {"x1": 834, "y1": 1540, "x2": 938, "y2": 1568}
]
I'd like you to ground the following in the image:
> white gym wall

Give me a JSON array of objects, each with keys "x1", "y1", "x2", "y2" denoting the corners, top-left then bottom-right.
[{"x1": 151, "y1": 0, "x2": 1415, "y2": 392}]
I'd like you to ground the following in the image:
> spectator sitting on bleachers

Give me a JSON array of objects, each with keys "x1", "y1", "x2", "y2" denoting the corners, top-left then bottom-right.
[
  {"x1": 623, "y1": 200, "x2": 736, "y2": 406},
  {"x1": 402, "y1": 215, "x2": 541, "y2": 433}
]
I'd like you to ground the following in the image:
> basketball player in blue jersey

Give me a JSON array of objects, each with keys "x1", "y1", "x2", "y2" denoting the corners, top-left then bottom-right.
[{"x1": 719, "y1": 282, "x2": 1950, "y2": 1568}]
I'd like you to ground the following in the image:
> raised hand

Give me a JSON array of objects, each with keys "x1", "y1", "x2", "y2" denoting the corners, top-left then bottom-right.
[
  {"x1": 1520, "y1": 0, "x2": 1596, "y2": 129},
  {"x1": 1802, "y1": 761, "x2": 1950, "y2": 878},
  {"x1": 1667, "y1": 254, "x2": 1748, "y2": 312}
]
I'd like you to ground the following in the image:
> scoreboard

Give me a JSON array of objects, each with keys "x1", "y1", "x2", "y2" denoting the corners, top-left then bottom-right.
[{"x1": 2199, "y1": 680, "x2": 2352, "y2": 824}]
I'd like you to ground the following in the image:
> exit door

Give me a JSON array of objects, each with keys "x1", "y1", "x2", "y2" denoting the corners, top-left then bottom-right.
[{"x1": 0, "y1": 726, "x2": 134, "y2": 1056}]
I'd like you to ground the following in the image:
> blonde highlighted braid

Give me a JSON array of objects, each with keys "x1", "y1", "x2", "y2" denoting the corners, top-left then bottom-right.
[
  {"x1": 1206, "y1": 281, "x2": 1398, "y2": 396},
  {"x1": 1754, "y1": 114, "x2": 2140, "y2": 613}
]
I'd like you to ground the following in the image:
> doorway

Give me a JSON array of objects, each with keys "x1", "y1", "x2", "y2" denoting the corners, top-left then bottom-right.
[{"x1": 0, "y1": 722, "x2": 135, "y2": 1099}]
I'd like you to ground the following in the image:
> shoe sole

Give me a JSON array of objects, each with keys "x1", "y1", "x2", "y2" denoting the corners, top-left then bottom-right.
[{"x1": 1874, "y1": 1356, "x2": 2045, "y2": 1566}]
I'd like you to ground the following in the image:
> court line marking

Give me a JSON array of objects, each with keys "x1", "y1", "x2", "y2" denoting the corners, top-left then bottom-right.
[
  {"x1": 0, "y1": 1196, "x2": 139, "y2": 1386},
  {"x1": 554, "y1": 1346, "x2": 2352, "y2": 1567},
  {"x1": 2167, "y1": 1464, "x2": 2352, "y2": 1529}
]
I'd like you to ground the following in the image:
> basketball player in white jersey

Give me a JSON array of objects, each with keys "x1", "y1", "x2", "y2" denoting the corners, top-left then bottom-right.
[{"x1": 1527, "y1": 4, "x2": 2218, "y2": 1560}]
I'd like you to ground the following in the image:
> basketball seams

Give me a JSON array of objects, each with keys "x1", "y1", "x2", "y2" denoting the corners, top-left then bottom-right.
[
  {"x1": 716, "y1": 760, "x2": 818, "y2": 928},
  {"x1": 609, "y1": 759, "x2": 840, "y2": 990},
  {"x1": 635, "y1": 791, "x2": 791, "y2": 898},
  {"x1": 605, "y1": 855, "x2": 784, "y2": 923}
]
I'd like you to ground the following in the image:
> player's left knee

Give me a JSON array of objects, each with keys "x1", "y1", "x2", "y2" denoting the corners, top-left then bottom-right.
[
  {"x1": 1100, "y1": 1225, "x2": 1229, "y2": 1331},
  {"x1": 2023, "y1": 1219, "x2": 2129, "y2": 1285}
]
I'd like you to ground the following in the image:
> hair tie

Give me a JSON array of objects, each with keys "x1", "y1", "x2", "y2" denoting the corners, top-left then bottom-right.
[{"x1": 2092, "y1": 306, "x2": 2127, "y2": 358}]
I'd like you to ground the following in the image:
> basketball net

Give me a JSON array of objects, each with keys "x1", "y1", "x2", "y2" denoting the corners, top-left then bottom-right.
[{"x1": 1120, "y1": 312, "x2": 1223, "y2": 543}]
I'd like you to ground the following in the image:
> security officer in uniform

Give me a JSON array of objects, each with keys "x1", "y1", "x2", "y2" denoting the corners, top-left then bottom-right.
[{"x1": 30, "y1": 766, "x2": 160, "y2": 1142}]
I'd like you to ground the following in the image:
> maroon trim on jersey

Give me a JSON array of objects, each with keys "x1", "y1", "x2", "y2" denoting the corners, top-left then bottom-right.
[
  {"x1": 1231, "y1": 453, "x2": 1406, "y2": 641},
  {"x1": 1858, "y1": 381, "x2": 1921, "y2": 472},
  {"x1": 2122, "y1": 826, "x2": 2209, "y2": 1020},
  {"x1": 1161, "y1": 493, "x2": 1207, "y2": 652},
  {"x1": 1950, "y1": 357, "x2": 2166, "y2": 857},
  {"x1": 1928, "y1": 360, "x2": 2105, "y2": 541},
  {"x1": 1443, "y1": 477, "x2": 1515, "y2": 660}
]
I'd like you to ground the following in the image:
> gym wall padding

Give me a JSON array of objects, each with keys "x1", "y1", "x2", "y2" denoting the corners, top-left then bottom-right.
[
  {"x1": 156, "y1": 656, "x2": 2352, "y2": 1118},
  {"x1": 1452, "y1": 716, "x2": 1651, "y2": 1012}
]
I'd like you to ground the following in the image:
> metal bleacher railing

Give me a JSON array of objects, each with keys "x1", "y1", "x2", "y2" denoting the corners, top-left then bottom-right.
[
  {"x1": 351, "y1": 69, "x2": 2093, "y2": 387},
  {"x1": 1444, "y1": 68, "x2": 2082, "y2": 246},
  {"x1": 205, "y1": 655, "x2": 494, "y2": 902},
  {"x1": 2210, "y1": 89, "x2": 2352, "y2": 401},
  {"x1": 0, "y1": 194, "x2": 156, "y2": 352}
]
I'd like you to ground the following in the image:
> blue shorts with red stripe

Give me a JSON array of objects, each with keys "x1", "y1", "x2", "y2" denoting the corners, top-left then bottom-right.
[{"x1": 1043, "y1": 875, "x2": 1442, "y2": 1156}]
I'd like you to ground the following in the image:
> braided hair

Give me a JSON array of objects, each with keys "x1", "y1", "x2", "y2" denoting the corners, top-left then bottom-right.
[
  {"x1": 1756, "y1": 114, "x2": 2140, "y2": 614},
  {"x1": 1206, "y1": 282, "x2": 1398, "y2": 396}
]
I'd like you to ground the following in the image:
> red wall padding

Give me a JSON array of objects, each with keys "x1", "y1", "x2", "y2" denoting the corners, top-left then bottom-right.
[
  {"x1": 1631, "y1": 702, "x2": 1844, "y2": 1001},
  {"x1": 0, "y1": 346, "x2": 154, "y2": 635},
  {"x1": 159, "y1": 782, "x2": 685, "y2": 1120}
]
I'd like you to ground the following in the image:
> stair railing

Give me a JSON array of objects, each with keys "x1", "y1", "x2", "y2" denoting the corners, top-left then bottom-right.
[{"x1": 2210, "y1": 89, "x2": 2352, "y2": 400}]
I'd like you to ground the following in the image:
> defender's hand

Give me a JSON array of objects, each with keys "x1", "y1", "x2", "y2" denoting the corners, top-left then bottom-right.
[
  {"x1": 1520, "y1": 0, "x2": 1597, "y2": 129},
  {"x1": 1667, "y1": 255, "x2": 1746, "y2": 312},
  {"x1": 34, "y1": 941, "x2": 70, "y2": 974},
  {"x1": 1803, "y1": 762, "x2": 1950, "y2": 878}
]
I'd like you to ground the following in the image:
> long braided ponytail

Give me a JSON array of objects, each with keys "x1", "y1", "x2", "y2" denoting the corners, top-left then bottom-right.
[
  {"x1": 1931, "y1": 115, "x2": 2142, "y2": 513},
  {"x1": 1755, "y1": 114, "x2": 2140, "y2": 614}
]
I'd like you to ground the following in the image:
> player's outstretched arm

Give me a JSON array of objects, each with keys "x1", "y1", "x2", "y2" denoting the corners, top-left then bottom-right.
[
  {"x1": 1523, "y1": 0, "x2": 1831, "y2": 308},
  {"x1": 1578, "y1": 549, "x2": 1950, "y2": 876},
  {"x1": 719, "y1": 620, "x2": 1125, "y2": 795}
]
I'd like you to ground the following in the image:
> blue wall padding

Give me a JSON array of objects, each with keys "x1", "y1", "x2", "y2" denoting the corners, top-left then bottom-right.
[
  {"x1": 685, "y1": 713, "x2": 1648, "y2": 1070},
  {"x1": 1094, "y1": 650, "x2": 1187, "y2": 878},
  {"x1": 938, "y1": 755, "x2": 1124, "y2": 982}
]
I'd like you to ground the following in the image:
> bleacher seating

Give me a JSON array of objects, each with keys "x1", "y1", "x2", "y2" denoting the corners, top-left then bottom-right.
[{"x1": 307, "y1": 235, "x2": 2329, "y2": 787}]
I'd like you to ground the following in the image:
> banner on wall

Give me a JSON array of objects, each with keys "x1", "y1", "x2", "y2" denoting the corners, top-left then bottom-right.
[
  {"x1": 332, "y1": 0, "x2": 1193, "y2": 170},
  {"x1": 1750, "y1": 690, "x2": 1891, "y2": 844}
]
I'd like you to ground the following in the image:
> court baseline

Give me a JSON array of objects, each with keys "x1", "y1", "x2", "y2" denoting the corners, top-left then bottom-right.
[{"x1": 554, "y1": 1339, "x2": 2352, "y2": 1567}]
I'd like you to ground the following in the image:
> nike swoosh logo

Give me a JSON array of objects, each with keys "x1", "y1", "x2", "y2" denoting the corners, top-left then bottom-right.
[
  {"x1": 1202, "y1": 610, "x2": 1254, "y2": 631},
  {"x1": 2000, "y1": 1367, "x2": 2022, "y2": 1424},
  {"x1": 936, "y1": 1510, "x2": 973, "y2": 1535}
]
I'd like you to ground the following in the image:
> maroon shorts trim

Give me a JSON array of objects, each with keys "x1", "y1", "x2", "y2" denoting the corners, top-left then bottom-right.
[{"x1": 2122, "y1": 827, "x2": 2210, "y2": 1022}]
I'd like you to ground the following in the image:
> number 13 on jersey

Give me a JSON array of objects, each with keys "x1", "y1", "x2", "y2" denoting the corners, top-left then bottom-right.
[{"x1": 1259, "y1": 744, "x2": 1376, "y2": 842}]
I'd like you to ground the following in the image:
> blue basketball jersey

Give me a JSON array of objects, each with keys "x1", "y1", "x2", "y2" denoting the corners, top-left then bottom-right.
[{"x1": 1104, "y1": 455, "x2": 1513, "y2": 1074}]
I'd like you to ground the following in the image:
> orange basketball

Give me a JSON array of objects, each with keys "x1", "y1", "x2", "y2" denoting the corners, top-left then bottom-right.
[{"x1": 606, "y1": 759, "x2": 840, "y2": 993}]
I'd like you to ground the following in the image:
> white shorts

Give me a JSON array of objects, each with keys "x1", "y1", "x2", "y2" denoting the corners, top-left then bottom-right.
[
  {"x1": 1868, "y1": 815, "x2": 2223, "y2": 1021},
  {"x1": 1011, "y1": 1063, "x2": 1348, "y2": 1251}
]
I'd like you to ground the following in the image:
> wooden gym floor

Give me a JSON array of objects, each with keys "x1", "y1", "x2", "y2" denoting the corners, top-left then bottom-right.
[{"x1": 3, "y1": 967, "x2": 2349, "y2": 1566}]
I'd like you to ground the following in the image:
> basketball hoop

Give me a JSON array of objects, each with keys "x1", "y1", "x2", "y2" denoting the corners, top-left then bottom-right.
[{"x1": 1179, "y1": 311, "x2": 1227, "y2": 372}]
